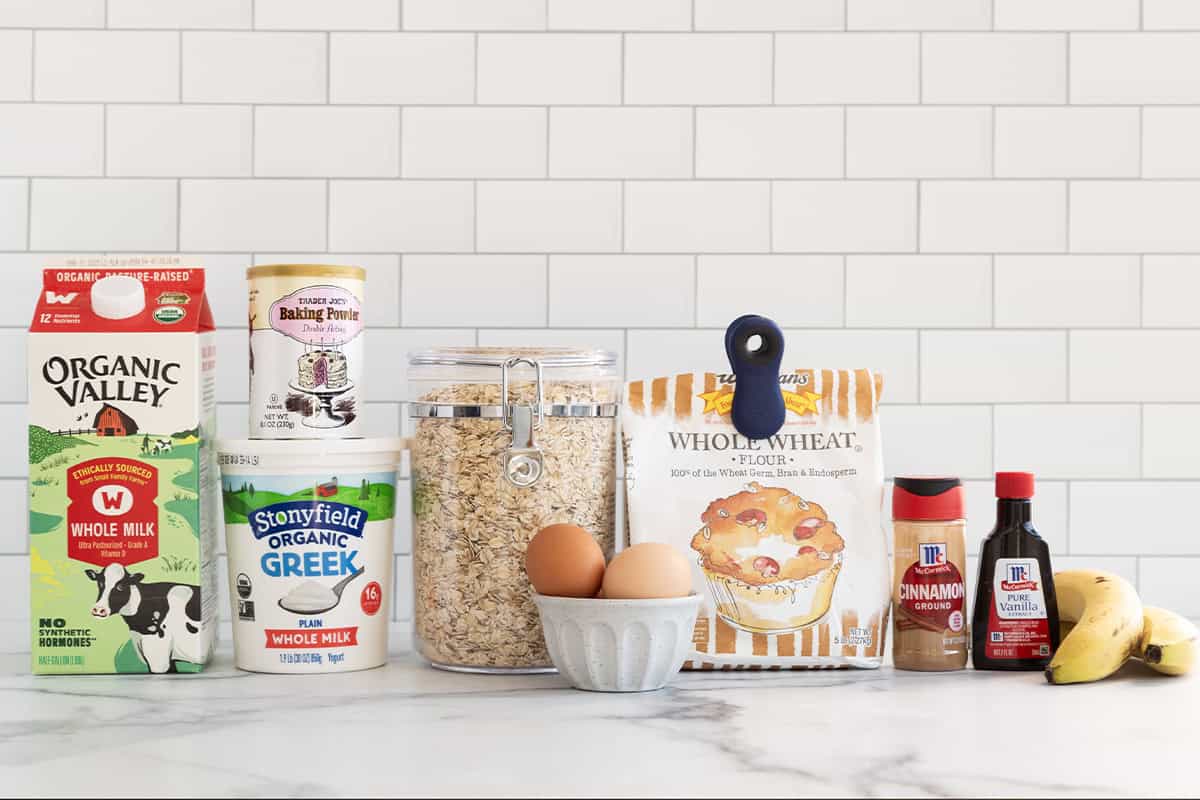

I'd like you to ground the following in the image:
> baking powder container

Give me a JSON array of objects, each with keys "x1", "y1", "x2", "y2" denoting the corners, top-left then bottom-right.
[
  {"x1": 247, "y1": 264, "x2": 365, "y2": 439},
  {"x1": 217, "y1": 438, "x2": 405, "y2": 673}
]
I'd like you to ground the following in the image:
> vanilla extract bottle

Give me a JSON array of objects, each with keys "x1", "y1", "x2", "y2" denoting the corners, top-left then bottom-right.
[{"x1": 971, "y1": 472, "x2": 1060, "y2": 671}]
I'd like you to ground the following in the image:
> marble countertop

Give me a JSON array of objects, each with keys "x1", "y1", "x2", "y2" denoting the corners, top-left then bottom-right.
[{"x1": 2, "y1": 641, "x2": 1197, "y2": 798}]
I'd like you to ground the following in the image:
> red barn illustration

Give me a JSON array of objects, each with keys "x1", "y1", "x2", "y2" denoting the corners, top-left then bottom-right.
[{"x1": 92, "y1": 403, "x2": 139, "y2": 436}]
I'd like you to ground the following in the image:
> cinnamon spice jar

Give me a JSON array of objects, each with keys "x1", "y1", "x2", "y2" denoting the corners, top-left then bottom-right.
[{"x1": 892, "y1": 477, "x2": 968, "y2": 671}]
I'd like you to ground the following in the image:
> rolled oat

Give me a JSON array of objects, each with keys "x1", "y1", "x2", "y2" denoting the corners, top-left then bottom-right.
[{"x1": 409, "y1": 350, "x2": 618, "y2": 671}]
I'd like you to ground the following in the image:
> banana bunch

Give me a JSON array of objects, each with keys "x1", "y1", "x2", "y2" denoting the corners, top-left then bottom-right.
[{"x1": 1046, "y1": 570, "x2": 1199, "y2": 685}]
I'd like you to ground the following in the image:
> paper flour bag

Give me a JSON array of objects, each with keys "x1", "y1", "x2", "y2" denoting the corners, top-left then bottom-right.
[{"x1": 623, "y1": 366, "x2": 890, "y2": 670}]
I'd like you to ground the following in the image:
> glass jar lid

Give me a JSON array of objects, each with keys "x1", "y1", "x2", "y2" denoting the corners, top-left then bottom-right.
[
  {"x1": 408, "y1": 346, "x2": 616, "y2": 370},
  {"x1": 407, "y1": 346, "x2": 619, "y2": 419}
]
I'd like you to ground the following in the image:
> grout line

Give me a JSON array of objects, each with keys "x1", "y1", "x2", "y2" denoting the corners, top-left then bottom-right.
[
  {"x1": 840, "y1": 255, "x2": 848, "y2": 327},
  {"x1": 1065, "y1": 32, "x2": 1071, "y2": 104},
  {"x1": 28, "y1": 30, "x2": 35, "y2": 100},
  {"x1": 1137, "y1": 105, "x2": 1144, "y2": 178},
  {"x1": 11, "y1": 174, "x2": 1200, "y2": 184},
  {"x1": 767, "y1": 180, "x2": 774, "y2": 251},
  {"x1": 917, "y1": 32, "x2": 923, "y2": 104},
  {"x1": 325, "y1": 32, "x2": 331, "y2": 104},
  {"x1": 618, "y1": 179, "x2": 626, "y2": 252},
  {"x1": 1064, "y1": 480, "x2": 1071, "y2": 554},
  {"x1": 544, "y1": 106, "x2": 550, "y2": 177},
  {"x1": 324, "y1": 179, "x2": 330, "y2": 251},
  {"x1": 841, "y1": 105, "x2": 848, "y2": 177},
  {"x1": 471, "y1": 180, "x2": 478, "y2": 252},
  {"x1": 1138, "y1": 254, "x2": 1145, "y2": 326},
  {"x1": 770, "y1": 32, "x2": 776, "y2": 104},
  {"x1": 691, "y1": 106, "x2": 698, "y2": 177},
  {"x1": 101, "y1": 105, "x2": 107, "y2": 176},
  {"x1": 988, "y1": 105, "x2": 996, "y2": 178},
  {"x1": 397, "y1": 106, "x2": 403, "y2": 177},
  {"x1": 175, "y1": 178, "x2": 182, "y2": 250},
  {"x1": 545, "y1": 254, "x2": 550, "y2": 327},
  {"x1": 11, "y1": 25, "x2": 1200, "y2": 34},
  {"x1": 398, "y1": 0, "x2": 404, "y2": 30},
  {"x1": 989, "y1": 403, "x2": 996, "y2": 472},
  {"x1": 1138, "y1": 402, "x2": 1145, "y2": 479},
  {"x1": 250, "y1": 106, "x2": 257, "y2": 177},
  {"x1": 472, "y1": 33, "x2": 479, "y2": 104},
  {"x1": 989, "y1": 254, "x2": 996, "y2": 326},
  {"x1": 916, "y1": 329, "x2": 923, "y2": 404},
  {"x1": 619, "y1": 33, "x2": 626, "y2": 104},
  {"x1": 915, "y1": 179, "x2": 922, "y2": 252},
  {"x1": 25, "y1": 178, "x2": 32, "y2": 249},
  {"x1": 1, "y1": 100, "x2": 1198, "y2": 110},
  {"x1": 1064, "y1": 179, "x2": 1071, "y2": 251},
  {"x1": 692, "y1": 254, "x2": 698, "y2": 326},
  {"x1": 177, "y1": 30, "x2": 183, "y2": 100}
]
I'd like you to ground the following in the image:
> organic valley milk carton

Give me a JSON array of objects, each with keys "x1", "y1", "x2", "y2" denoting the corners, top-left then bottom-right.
[{"x1": 28, "y1": 268, "x2": 219, "y2": 674}]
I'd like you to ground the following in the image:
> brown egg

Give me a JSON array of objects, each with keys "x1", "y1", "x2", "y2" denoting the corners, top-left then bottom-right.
[
  {"x1": 525, "y1": 523, "x2": 606, "y2": 598},
  {"x1": 602, "y1": 542, "x2": 692, "y2": 600}
]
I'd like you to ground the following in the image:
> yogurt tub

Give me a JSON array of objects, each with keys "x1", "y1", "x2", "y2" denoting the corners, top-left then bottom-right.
[{"x1": 217, "y1": 437, "x2": 406, "y2": 673}]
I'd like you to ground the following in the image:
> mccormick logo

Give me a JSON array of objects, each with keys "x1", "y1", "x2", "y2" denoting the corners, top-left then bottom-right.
[
  {"x1": 1000, "y1": 562, "x2": 1039, "y2": 592},
  {"x1": 251, "y1": 500, "x2": 367, "y2": 545},
  {"x1": 919, "y1": 543, "x2": 947, "y2": 568}
]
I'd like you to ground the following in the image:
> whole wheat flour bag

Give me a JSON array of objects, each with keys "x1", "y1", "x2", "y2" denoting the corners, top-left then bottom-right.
[{"x1": 623, "y1": 365, "x2": 889, "y2": 670}]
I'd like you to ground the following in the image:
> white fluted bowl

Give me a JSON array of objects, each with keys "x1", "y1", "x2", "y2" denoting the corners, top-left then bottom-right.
[{"x1": 533, "y1": 593, "x2": 701, "y2": 692}]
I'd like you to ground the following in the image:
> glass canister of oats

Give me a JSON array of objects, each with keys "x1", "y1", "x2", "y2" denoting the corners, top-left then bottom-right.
[{"x1": 407, "y1": 348, "x2": 619, "y2": 673}]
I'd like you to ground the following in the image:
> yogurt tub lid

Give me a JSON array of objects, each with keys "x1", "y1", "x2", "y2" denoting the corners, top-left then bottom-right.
[{"x1": 217, "y1": 437, "x2": 408, "y2": 467}]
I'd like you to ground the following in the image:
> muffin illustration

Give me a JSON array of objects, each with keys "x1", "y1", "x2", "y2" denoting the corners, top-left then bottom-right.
[{"x1": 690, "y1": 482, "x2": 844, "y2": 634}]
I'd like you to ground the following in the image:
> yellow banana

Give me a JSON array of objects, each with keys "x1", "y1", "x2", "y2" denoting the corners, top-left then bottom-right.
[
  {"x1": 1046, "y1": 570, "x2": 1142, "y2": 685},
  {"x1": 1138, "y1": 607, "x2": 1199, "y2": 677}
]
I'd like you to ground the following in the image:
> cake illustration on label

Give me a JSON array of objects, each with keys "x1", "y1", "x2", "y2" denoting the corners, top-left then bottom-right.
[
  {"x1": 690, "y1": 482, "x2": 844, "y2": 634},
  {"x1": 297, "y1": 347, "x2": 349, "y2": 390}
]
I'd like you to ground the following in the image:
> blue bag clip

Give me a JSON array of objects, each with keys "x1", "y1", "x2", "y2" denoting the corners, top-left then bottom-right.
[{"x1": 724, "y1": 314, "x2": 786, "y2": 440}]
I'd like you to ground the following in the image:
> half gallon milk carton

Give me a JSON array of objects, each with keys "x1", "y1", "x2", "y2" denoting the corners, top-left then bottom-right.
[{"x1": 28, "y1": 268, "x2": 219, "y2": 674}]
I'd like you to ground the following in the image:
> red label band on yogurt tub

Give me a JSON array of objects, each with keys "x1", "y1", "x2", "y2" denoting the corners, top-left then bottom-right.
[
  {"x1": 247, "y1": 264, "x2": 365, "y2": 439},
  {"x1": 217, "y1": 438, "x2": 405, "y2": 674}
]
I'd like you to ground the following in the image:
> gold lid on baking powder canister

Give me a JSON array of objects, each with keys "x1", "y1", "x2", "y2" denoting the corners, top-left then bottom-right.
[{"x1": 247, "y1": 263, "x2": 366, "y2": 280}]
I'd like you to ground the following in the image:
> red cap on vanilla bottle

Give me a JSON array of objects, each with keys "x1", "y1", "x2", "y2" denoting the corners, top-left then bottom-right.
[{"x1": 996, "y1": 471, "x2": 1035, "y2": 499}]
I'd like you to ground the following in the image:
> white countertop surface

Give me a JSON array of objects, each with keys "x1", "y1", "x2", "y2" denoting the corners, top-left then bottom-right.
[{"x1": 2, "y1": 641, "x2": 1197, "y2": 798}]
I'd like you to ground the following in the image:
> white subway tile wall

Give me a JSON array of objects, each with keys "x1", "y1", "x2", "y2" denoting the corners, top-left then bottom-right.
[{"x1": 5, "y1": 3, "x2": 1200, "y2": 625}]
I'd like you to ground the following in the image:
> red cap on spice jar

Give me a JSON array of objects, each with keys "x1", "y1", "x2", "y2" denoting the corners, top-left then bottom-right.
[
  {"x1": 893, "y1": 476, "x2": 964, "y2": 521},
  {"x1": 996, "y1": 471, "x2": 1035, "y2": 499}
]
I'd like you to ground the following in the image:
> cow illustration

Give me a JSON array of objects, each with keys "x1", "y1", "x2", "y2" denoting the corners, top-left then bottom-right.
[
  {"x1": 152, "y1": 439, "x2": 173, "y2": 455},
  {"x1": 85, "y1": 563, "x2": 203, "y2": 674}
]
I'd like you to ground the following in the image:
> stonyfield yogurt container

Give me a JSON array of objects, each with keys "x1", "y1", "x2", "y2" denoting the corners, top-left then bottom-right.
[
  {"x1": 217, "y1": 438, "x2": 405, "y2": 673},
  {"x1": 248, "y1": 265, "x2": 365, "y2": 439}
]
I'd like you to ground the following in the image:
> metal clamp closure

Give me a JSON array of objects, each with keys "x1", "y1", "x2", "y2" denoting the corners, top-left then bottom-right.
[{"x1": 501, "y1": 357, "x2": 544, "y2": 487}]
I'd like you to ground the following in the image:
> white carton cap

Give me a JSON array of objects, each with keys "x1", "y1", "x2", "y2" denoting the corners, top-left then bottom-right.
[{"x1": 91, "y1": 275, "x2": 145, "y2": 320}]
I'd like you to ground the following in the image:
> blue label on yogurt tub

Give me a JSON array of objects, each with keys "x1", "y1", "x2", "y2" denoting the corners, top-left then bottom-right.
[{"x1": 250, "y1": 500, "x2": 367, "y2": 541}]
